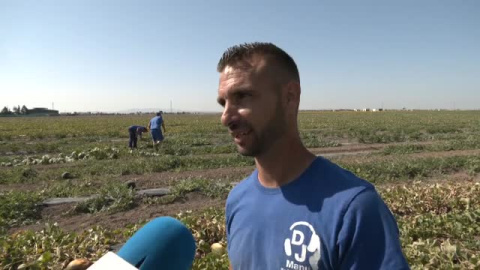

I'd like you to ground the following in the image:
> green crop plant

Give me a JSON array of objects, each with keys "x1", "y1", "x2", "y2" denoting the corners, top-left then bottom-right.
[
  {"x1": 0, "y1": 191, "x2": 44, "y2": 234},
  {"x1": 72, "y1": 183, "x2": 137, "y2": 214}
]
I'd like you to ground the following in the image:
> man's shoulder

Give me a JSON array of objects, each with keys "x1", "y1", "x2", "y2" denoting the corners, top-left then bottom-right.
[
  {"x1": 300, "y1": 157, "x2": 377, "y2": 211},
  {"x1": 228, "y1": 171, "x2": 255, "y2": 195},
  {"x1": 309, "y1": 156, "x2": 374, "y2": 190},
  {"x1": 226, "y1": 171, "x2": 256, "y2": 206}
]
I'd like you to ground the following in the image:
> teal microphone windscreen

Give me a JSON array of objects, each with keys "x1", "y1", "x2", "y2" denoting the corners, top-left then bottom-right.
[{"x1": 117, "y1": 216, "x2": 197, "y2": 270}]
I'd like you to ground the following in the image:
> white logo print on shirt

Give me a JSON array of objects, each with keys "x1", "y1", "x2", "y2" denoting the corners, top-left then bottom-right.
[{"x1": 283, "y1": 221, "x2": 321, "y2": 270}]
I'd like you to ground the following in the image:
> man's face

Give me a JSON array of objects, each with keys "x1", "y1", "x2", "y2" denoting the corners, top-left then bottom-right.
[{"x1": 217, "y1": 59, "x2": 288, "y2": 157}]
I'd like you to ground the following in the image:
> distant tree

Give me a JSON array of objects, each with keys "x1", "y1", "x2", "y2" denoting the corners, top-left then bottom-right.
[
  {"x1": 1, "y1": 106, "x2": 12, "y2": 114},
  {"x1": 13, "y1": 105, "x2": 20, "y2": 114},
  {"x1": 21, "y1": 105, "x2": 28, "y2": 114}
]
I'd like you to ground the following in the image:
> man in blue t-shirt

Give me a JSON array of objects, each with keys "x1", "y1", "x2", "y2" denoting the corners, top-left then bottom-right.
[
  {"x1": 127, "y1": 125, "x2": 148, "y2": 149},
  {"x1": 216, "y1": 43, "x2": 410, "y2": 269},
  {"x1": 148, "y1": 111, "x2": 166, "y2": 150}
]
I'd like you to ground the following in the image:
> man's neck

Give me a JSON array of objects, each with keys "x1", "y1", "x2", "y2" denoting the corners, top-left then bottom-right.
[{"x1": 255, "y1": 136, "x2": 316, "y2": 188}]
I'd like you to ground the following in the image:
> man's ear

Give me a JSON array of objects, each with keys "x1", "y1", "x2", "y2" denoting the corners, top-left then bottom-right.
[{"x1": 285, "y1": 81, "x2": 301, "y2": 109}]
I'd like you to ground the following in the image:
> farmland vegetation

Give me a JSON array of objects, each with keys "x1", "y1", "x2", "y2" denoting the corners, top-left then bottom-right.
[{"x1": 0, "y1": 111, "x2": 479, "y2": 269}]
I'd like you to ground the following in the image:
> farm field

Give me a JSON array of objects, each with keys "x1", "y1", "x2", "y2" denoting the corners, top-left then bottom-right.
[{"x1": 0, "y1": 110, "x2": 479, "y2": 269}]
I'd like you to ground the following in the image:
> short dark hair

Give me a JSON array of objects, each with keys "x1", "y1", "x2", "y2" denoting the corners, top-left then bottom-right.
[
  {"x1": 217, "y1": 42, "x2": 300, "y2": 82},
  {"x1": 156, "y1": 111, "x2": 162, "y2": 116}
]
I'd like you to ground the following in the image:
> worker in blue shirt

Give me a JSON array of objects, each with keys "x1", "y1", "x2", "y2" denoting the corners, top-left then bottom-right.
[{"x1": 148, "y1": 111, "x2": 166, "y2": 151}]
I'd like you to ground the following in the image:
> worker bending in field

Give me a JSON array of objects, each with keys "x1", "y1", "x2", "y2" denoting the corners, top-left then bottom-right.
[
  {"x1": 128, "y1": 125, "x2": 148, "y2": 149},
  {"x1": 148, "y1": 111, "x2": 166, "y2": 151}
]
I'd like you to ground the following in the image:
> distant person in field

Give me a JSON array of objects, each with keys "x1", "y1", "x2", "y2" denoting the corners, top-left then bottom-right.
[
  {"x1": 128, "y1": 125, "x2": 148, "y2": 149},
  {"x1": 148, "y1": 111, "x2": 166, "y2": 150},
  {"x1": 216, "y1": 42, "x2": 410, "y2": 269}
]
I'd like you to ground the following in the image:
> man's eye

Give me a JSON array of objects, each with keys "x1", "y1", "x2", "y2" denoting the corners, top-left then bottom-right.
[{"x1": 238, "y1": 93, "x2": 251, "y2": 99}]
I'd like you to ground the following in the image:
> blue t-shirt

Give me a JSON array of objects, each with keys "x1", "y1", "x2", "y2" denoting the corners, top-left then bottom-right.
[
  {"x1": 149, "y1": 116, "x2": 163, "y2": 130},
  {"x1": 226, "y1": 157, "x2": 410, "y2": 270}
]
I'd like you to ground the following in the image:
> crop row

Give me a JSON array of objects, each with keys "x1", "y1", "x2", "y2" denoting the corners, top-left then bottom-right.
[
  {"x1": 1, "y1": 151, "x2": 478, "y2": 189},
  {"x1": 1, "y1": 111, "x2": 479, "y2": 143}
]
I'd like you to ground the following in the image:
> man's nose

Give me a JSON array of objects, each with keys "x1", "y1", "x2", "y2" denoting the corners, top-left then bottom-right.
[{"x1": 221, "y1": 102, "x2": 237, "y2": 127}]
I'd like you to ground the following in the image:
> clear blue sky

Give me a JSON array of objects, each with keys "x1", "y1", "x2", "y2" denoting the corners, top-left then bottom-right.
[{"x1": 1, "y1": 0, "x2": 479, "y2": 112}]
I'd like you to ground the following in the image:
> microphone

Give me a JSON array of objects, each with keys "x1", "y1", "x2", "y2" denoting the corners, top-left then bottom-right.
[{"x1": 82, "y1": 216, "x2": 196, "y2": 270}]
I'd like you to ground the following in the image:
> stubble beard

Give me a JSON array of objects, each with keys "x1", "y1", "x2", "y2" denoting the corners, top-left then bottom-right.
[{"x1": 237, "y1": 102, "x2": 287, "y2": 157}]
